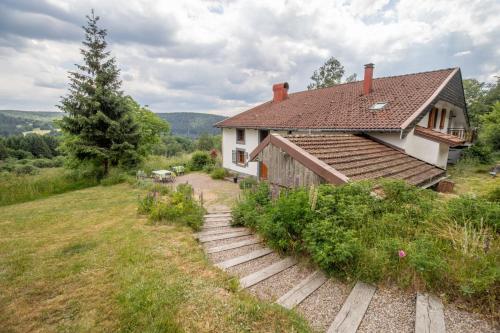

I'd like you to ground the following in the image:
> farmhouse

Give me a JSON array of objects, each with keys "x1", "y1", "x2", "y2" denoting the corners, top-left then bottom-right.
[{"x1": 215, "y1": 64, "x2": 471, "y2": 188}]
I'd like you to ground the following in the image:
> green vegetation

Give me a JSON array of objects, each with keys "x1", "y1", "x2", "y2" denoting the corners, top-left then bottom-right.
[
  {"x1": 448, "y1": 157, "x2": 500, "y2": 196},
  {"x1": 0, "y1": 168, "x2": 99, "y2": 206},
  {"x1": 58, "y1": 11, "x2": 145, "y2": 175},
  {"x1": 0, "y1": 183, "x2": 310, "y2": 332},
  {"x1": 189, "y1": 151, "x2": 214, "y2": 171},
  {"x1": 0, "y1": 110, "x2": 59, "y2": 136},
  {"x1": 233, "y1": 180, "x2": 499, "y2": 316},
  {"x1": 138, "y1": 183, "x2": 205, "y2": 230},
  {"x1": 211, "y1": 167, "x2": 227, "y2": 180},
  {"x1": 307, "y1": 56, "x2": 357, "y2": 90}
]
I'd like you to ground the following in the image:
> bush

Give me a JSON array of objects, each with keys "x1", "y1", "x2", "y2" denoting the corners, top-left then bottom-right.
[
  {"x1": 239, "y1": 177, "x2": 257, "y2": 189},
  {"x1": 31, "y1": 157, "x2": 64, "y2": 168},
  {"x1": 210, "y1": 167, "x2": 226, "y2": 180},
  {"x1": 189, "y1": 151, "x2": 212, "y2": 171},
  {"x1": 232, "y1": 182, "x2": 270, "y2": 228},
  {"x1": 461, "y1": 142, "x2": 493, "y2": 164},
  {"x1": 258, "y1": 188, "x2": 313, "y2": 253},
  {"x1": 304, "y1": 220, "x2": 361, "y2": 275},
  {"x1": 446, "y1": 195, "x2": 500, "y2": 232},
  {"x1": 142, "y1": 183, "x2": 204, "y2": 230},
  {"x1": 14, "y1": 164, "x2": 38, "y2": 175}
]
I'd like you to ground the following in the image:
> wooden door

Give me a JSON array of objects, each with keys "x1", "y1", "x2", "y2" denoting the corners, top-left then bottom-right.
[{"x1": 260, "y1": 162, "x2": 268, "y2": 180}]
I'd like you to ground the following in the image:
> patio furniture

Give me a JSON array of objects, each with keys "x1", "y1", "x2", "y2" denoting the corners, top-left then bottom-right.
[
  {"x1": 172, "y1": 165, "x2": 185, "y2": 176},
  {"x1": 152, "y1": 170, "x2": 175, "y2": 183}
]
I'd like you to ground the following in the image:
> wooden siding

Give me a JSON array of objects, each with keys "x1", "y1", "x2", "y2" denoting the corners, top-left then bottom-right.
[{"x1": 258, "y1": 144, "x2": 325, "y2": 188}]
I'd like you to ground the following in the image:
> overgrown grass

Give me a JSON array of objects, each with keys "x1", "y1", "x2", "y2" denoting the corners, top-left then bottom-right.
[
  {"x1": 0, "y1": 168, "x2": 99, "y2": 206},
  {"x1": 139, "y1": 154, "x2": 191, "y2": 174},
  {"x1": 138, "y1": 183, "x2": 205, "y2": 230},
  {"x1": 0, "y1": 184, "x2": 311, "y2": 332},
  {"x1": 233, "y1": 180, "x2": 499, "y2": 318},
  {"x1": 448, "y1": 157, "x2": 500, "y2": 196}
]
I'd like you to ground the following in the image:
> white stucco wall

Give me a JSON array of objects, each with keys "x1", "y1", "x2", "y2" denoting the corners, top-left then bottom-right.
[
  {"x1": 222, "y1": 128, "x2": 259, "y2": 176},
  {"x1": 369, "y1": 130, "x2": 449, "y2": 169}
]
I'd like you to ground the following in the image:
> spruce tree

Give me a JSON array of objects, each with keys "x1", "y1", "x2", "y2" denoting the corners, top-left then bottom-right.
[{"x1": 59, "y1": 10, "x2": 139, "y2": 175}]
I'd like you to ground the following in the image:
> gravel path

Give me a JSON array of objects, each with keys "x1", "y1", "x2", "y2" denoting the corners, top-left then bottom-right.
[
  {"x1": 226, "y1": 252, "x2": 282, "y2": 278},
  {"x1": 208, "y1": 243, "x2": 265, "y2": 263},
  {"x1": 357, "y1": 287, "x2": 415, "y2": 333},
  {"x1": 296, "y1": 279, "x2": 351, "y2": 332},
  {"x1": 247, "y1": 264, "x2": 314, "y2": 302},
  {"x1": 445, "y1": 305, "x2": 498, "y2": 333}
]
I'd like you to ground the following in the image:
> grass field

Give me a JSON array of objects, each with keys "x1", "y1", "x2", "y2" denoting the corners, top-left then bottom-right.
[
  {"x1": 0, "y1": 184, "x2": 310, "y2": 332},
  {"x1": 447, "y1": 159, "x2": 500, "y2": 196}
]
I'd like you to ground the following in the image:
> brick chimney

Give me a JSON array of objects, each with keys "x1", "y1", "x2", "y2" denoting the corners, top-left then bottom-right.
[
  {"x1": 363, "y1": 63, "x2": 374, "y2": 95},
  {"x1": 272, "y1": 82, "x2": 289, "y2": 102}
]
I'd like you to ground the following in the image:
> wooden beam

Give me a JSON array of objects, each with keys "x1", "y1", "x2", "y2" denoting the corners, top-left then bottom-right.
[
  {"x1": 276, "y1": 271, "x2": 328, "y2": 309},
  {"x1": 197, "y1": 227, "x2": 246, "y2": 237},
  {"x1": 198, "y1": 231, "x2": 252, "y2": 243},
  {"x1": 415, "y1": 293, "x2": 446, "y2": 333},
  {"x1": 215, "y1": 248, "x2": 273, "y2": 270},
  {"x1": 327, "y1": 282, "x2": 376, "y2": 333},
  {"x1": 206, "y1": 238, "x2": 261, "y2": 254},
  {"x1": 239, "y1": 257, "x2": 297, "y2": 289},
  {"x1": 202, "y1": 222, "x2": 232, "y2": 229}
]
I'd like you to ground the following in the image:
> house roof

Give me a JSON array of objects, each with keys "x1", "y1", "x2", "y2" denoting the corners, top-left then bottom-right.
[
  {"x1": 414, "y1": 126, "x2": 465, "y2": 147},
  {"x1": 250, "y1": 134, "x2": 446, "y2": 187},
  {"x1": 216, "y1": 68, "x2": 463, "y2": 132}
]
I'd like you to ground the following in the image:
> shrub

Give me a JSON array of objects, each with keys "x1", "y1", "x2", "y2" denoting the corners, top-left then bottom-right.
[
  {"x1": 144, "y1": 183, "x2": 204, "y2": 230},
  {"x1": 232, "y1": 182, "x2": 270, "y2": 228},
  {"x1": 461, "y1": 142, "x2": 493, "y2": 164},
  {"x1": 31, "y1": 157, "x2": 64, "y2": 168},
  {"x1": 210, "y1": 167, "x2": 226, "y2": 180},
  {"x1": 239, "y1": 177, "x2": 257, "y2": 189},
  {"x1": 446, "y1": 194, "x2": 500, "y2": 232},
  {"x1": 304, "y1": 220, "x2": 362, "y2": 276},
  {"x1": 189, "y1": 151, "x2": 212, "y2": 171},
  {"x1": 259, "y1": 188, "x2": 313, "y2": 253},
  {"x1": 14, "y1": 164, "x2": 38, "y2": 175}
]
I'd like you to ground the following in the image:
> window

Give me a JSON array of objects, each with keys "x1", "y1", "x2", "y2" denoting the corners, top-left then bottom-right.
[
  {"x1": 236, "y1": 128, "x2": 245, "y2": 144},
  {"x1": 232, "y1": 149, "x2": 247, "y2": 166},
  {"x1": 369, "y1": 102, "x2": 387, "y2": 110},
  {"x1": 427, "y1": 107, "x2": 438, "y2": 128},
  {"x1": 439, "y1": 109, "x2": 447, "y2": 129}
]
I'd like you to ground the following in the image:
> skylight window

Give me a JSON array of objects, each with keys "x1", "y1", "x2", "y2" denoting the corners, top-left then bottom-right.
[{"x1": 369, "y1": 102, "x2": 387, "y2": 110}]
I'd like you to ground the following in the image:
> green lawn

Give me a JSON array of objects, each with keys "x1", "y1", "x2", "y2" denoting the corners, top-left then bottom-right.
[{"x1": 0, "y1": 184, "x2": 311, "y2": 332}]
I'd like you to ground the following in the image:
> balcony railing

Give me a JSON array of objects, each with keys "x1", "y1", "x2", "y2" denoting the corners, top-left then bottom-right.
[{"x1": 447, "y1": 128, "x2": 475, "y2": 143}]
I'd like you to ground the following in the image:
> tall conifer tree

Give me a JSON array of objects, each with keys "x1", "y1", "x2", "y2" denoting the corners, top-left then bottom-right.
[{"x1": 59, "y1": 10, "x2": 139, "y2": 174}]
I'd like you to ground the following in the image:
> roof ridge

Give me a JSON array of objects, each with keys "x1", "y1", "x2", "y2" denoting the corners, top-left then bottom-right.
[{"x1": 287, "y1": 67, "x2": 457, "y2": 97}]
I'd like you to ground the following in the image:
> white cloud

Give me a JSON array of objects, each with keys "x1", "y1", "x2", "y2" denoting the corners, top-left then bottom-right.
[{"x1": 0, "y1": 0, "x2": 499, "y2": 114}]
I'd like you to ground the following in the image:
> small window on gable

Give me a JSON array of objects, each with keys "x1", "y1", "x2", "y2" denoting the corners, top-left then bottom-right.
[
  {"x1": 236, "y1": 128, "x2": 245, "y2": 144},
  {"x1": 369, "y1": 102, "x2": 387, "y2": 110}
]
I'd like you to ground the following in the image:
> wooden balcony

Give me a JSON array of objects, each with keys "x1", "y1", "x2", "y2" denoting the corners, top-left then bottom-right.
[{"x1": 447, "y1": 128, "x2": 475, "y2": 143}]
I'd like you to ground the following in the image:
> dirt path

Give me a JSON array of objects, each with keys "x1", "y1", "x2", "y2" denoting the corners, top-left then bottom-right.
[{"x1": 176, "y1": 172, "x2": 240, "y2": 212}]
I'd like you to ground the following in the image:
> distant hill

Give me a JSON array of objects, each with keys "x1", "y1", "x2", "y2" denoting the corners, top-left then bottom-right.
[
  {"x1": 157, "y1": 112, "x2": 226, "y2": 137},
  {"x1": 0, "y1": 110, "x2": 226, "y2": 138}
]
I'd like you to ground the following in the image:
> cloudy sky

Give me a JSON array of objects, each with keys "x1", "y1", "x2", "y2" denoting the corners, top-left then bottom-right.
[{"x1": 0, "y1": 0, "x2": 499, "y2": 116}]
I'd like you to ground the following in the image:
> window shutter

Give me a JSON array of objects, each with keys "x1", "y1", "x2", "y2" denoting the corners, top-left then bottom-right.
[
  {"x1": 244, "y1": 152, "x2": 249, "y2": 166},
  {"x1": 439, "y1": 109, "x2": 446, "y2": 129},
  {"x1": 232, "y1": 150, "x2": 236, "y2": 164}
]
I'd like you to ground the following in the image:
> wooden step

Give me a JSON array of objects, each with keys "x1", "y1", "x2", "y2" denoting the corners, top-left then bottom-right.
[
  {"x1": 204, "y1": 213, "x2": 231, "y2": 218},
  {"x1": 276, "y1": 271, "x2": 328, "y2": 309},
  {"x1": 206, "y1": 238, "x2": 261, "y2": 254},
  {"x1": 215, "y1": 248, "x2": 273, "y2": 270},
  {"x1": 415, "y1": 293, "x2": 446, "y2": 333},
  {"x1": 202, "y1": 223, "x2": 232, "y2": 229},
  {"x1": 197, "y1": 227, "x2": 246, "y2": 237},
  {"x1": 198, "y1": 231, "x2": 252, "y2": 243},
  {"x1": 327, "y1": 282, "x2": 376, "y2": 333},
  {"x1": 204, "y1": 218, "x2": 232, "y2": 223},
  {"x1": 239, "y1": 257, "x2": 297, "y2": 289}
]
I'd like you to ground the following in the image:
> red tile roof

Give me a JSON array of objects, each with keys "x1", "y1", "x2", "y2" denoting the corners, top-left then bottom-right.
[
  {"x1": 251, "y1": 134, "x2": 446, "y2": 187},
  {"x1": 216, "y1": 68, "x2": 459, "y2": 131},
  {"x1": 414, "y1": 126, "x2": 465, "y2": 146}
]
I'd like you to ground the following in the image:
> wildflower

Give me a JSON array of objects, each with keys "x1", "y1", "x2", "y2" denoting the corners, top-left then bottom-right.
[{"x1": 398, "y1": 250, "x2": 406, "y2": 258}]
